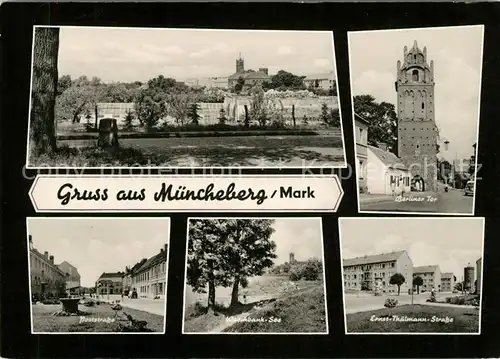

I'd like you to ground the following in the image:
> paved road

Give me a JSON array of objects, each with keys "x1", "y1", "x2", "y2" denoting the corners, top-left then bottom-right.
[
  {"x1": 360, "y1": 188, "x2": 473, "y2": 214},
  {"x1": 344, "y1": 292, "x2": 451, "y2": 314},
  {"x1": 119, "y1": 297, "x2": 166, "y2": 316}
]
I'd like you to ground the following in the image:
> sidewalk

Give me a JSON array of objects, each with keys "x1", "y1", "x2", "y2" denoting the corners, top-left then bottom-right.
[{"x1": 358, "y1": 194, "x2": 393, "y2": 204}]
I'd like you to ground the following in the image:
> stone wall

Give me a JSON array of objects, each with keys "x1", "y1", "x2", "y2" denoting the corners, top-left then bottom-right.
[{"x1": 197, "y1": 95, "x2": 339, "y2": 125}]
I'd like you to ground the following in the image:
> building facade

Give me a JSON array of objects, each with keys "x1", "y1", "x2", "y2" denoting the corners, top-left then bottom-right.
[
  {"x1": 440, "y1": 272, "x2": 455, "y2": 292},
  {"x1": 366, "y1": 145, "x2": 411, "y2": 195},
  {"x1": 96, "y1": 272, "x2": 124, "y2": 296},
  {"x1": 343, "y1": 250, "x2": 413, "y2": 294},
  {"x1": 476, "y1": 257, "x2": 482, "y2": 295},
  {"x1": 354, "y1": 113, "x2": 369, "y2": 192},
  {"x1": 29, "y1": 235, "x2": 66, "y2": 297},
  {"x1": 395, "y1": 41, "x2": 438, "y2": 192},
  {"x1": 57, "y1": 261, "x2": 81, "y2": 295},
  {"x1": 413, "y1": 265, "x2": 441, "y2": 292},
  {"x1": 228, "y1": 54, "x2": 271, "y2": 90},
  {"x1": 303, "y1": 71, "x2": 336, "y2": 90},
  {"x1": 131, "y1": 244, "x2": 168, "y2": 299}
]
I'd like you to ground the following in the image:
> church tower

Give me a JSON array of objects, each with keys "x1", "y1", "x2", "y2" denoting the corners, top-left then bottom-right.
[
  {"x1": 236, "y1": 53, "x2": 244, "y2": 73},
  {"x1": 395, "y1": 40, "x2": 438, "y2": 192}
]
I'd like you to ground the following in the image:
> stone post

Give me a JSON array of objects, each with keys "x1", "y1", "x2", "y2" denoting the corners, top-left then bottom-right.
[{"x1": 98, "y1": 118, "x2": 119, "y2": 148}]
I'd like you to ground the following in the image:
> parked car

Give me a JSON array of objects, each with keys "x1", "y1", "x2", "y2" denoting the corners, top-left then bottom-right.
[{"x1": 464, "y1": 180, "x2": 475, "y2": 196}]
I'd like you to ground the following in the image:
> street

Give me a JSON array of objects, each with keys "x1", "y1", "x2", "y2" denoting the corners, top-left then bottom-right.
[
  {"x1": 119, "y1": 297, "x2": 166, "y2": 316},
  {"x1": 344, "y1": 291, "x2": 450, "y2": 314},
  {"x1": 360, "y1": 187, "x2": 473, "y2": 214}
]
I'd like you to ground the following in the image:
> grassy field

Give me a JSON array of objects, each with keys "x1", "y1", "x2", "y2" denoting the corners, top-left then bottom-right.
[
  {"x1": 29, "y1": 132, "x2": 344, "y2": 167},
  {"x1": 346, "y1": 304, "x2": 480, "y2": 333},
  {"x1": 183, "y1": 279, "x2": 326, "y2": 333},
  {"x1": 32, "y1": 303, "x2": 164, "y2": 333}
]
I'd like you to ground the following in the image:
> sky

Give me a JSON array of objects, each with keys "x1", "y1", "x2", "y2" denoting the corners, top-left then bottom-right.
[
  {"x1": 270, "y1": 218, "x2": 324, "y2": 265},
  {"x1": 349, "y1": 25, "x2": 483, "y2": 160},
  {"x1": 54, "y1": 27, "x2": 336, "y2": 83},
  {"x1": 339, "y1": 217, "x2": 484, "y2": 280},
  {"x1": 28, "y1": 218, "x2": 170, "y2": 287}
]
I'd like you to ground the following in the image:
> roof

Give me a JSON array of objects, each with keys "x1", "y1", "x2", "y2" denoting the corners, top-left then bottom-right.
[
  {"x1": 343, "y1": 250, "x2": 406, "y2": 267},
  {"x1": 354, "y1": 112, "x2": 370, "y2": 125},
  {"x1": 97, "y1": 272, "x2": 123, "y2": 280},
  {"x1": 368, "y1": 145, "x2": 407, "y2": 170},
  {"x1": 441, "y1": 272, "x2": 454, "y2": 278},
  {"x1": 413, "y1": 265, "x2": 439, "y2": 274},
  {"x1": 228, "y1": 70, "x2": 270, "y2": 81},
  {"x1": 134, "y1": 246, "x2": 168, "y2": 275},
  {"x1": 304, "y1": 72, "x2": 335, "y2": 81}
]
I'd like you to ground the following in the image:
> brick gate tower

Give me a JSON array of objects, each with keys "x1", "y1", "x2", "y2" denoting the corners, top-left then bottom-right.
[{"x1": 395, "y1": 40, "x2": 438, "y2": 192}]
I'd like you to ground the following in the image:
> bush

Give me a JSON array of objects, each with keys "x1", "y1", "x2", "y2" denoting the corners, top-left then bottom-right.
[{"x1": 384, "y1": 298, "x2": 398, "y2": 308}]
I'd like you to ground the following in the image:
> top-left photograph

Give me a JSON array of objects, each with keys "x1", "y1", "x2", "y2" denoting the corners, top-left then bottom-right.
[{"x1": 26, "y1": 26, "x2": 345, "y2": 169}]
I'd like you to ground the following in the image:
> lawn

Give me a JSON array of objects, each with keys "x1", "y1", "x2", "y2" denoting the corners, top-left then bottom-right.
[
  {"x1": 183, "y1": 280, "x2": 327, "y2": 333},
  {"x1": 29, "y1": 132, "x2": 345, "y2": 167},
  {"x1": 346, "y1": 304, "x2": 480, "y2": 333},
  {"x1": 32, "y1": 302, "x2": 164, "y2": 333}
]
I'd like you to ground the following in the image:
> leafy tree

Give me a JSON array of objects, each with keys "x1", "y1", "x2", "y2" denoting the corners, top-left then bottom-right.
[
  {"x1": 353, "y1": 94, "x2": 398, "y2": 153},
  {"x1": 123, "y1": 110, "x2": 135, "y2": 131},
  {"x1": 29, "y1": 27, "x2": 59, "y2": 156},
  {"x1": 321, "y1": 103, "x2": 330, "y2": 125},
  {"x1": 330, "y1": 108, "x2": 341, "y2": 127},
  {"x1": 249, "y1": 88, "x2": 269, "y2": 127},
  {"x1": 134, "y1": 87, "x2": 167, "y2": 131},
  {"x1": 56, "y1": 85, "x2": 97, "y2": 123},
  {"x1": 187, "y1": 103, "x2": 202, "y2": 125},
  {"x1": 413, "y1": 276, "x2": 424, "y2": 294},
  {"x1": 218, "y1": 108, "x2": 227, "y2": 125},
  {"x1": 167, "y1": 93, "x2": 193, "y2": 126},
  {"x1": 187, "y1": 219, "x2": 277, "y2": 309},
  {"x1": 389, "y1": 273, "x2": 406, "y2": 295},
  {"x1": 235, "y1": 76, "x2": 245, "y2": 93},
  {"x1": 57, "y1": 75, "x2": 72, "y2": 96},
  {"x1": 303, "y1": 258, "x2": 323, "y2": 281},
  {"x1": 265, "y1": 70, "x2": 306, "y2": 91}
]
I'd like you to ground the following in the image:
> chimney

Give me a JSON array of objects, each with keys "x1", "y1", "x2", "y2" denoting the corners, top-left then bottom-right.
[
  {"x1": 44, "y1": 251, "x2": 49, "y2": 260},
  {"x1": 164, "y1": 243, "x2": 168, "y2": 252},
  {"x1": 50, "y1": 255, "x2": 54, "y2": 264},
  {"x1": 259, "y1": 67, "x2": 268, "y2": 75}
]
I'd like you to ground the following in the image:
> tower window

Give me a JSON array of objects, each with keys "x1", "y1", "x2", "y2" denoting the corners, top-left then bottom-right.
[
  {"x1": 412, "y1": 70, "x2": 419, "y2": 81},
  {"x1": 422, "y1": 102, "x2": 425, "y2": 109}
]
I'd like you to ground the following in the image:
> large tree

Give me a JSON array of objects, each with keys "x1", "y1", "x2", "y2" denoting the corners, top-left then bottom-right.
[
  {"x1": 187, "y1": 219, "x2": 277, "y2": 309},
  {"x1": 134, "y1": 87, "x2": 167, "y2": 131},
  {"x1": 29, "y1": 27, "x2": 60, "y2": 156},
  {"x1": 413, "y1": 276, "x2": 423, "y2": 294},
  {"x1": 264, "y1": 70, "x2": 306, "y2": 91},
  {"x1": 353, "y1": 94, "x2": 398, "y2": 153},
  {"x1": 389, "y1": 273, "x2": 406, "y2": 295}
]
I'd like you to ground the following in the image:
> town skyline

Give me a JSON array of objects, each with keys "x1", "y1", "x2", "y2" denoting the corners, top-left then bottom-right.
[
  {"x1": 349, "y1": 25, "x2": 483, "y2": 160},
  {"x1": 53, "y1": 26, "x2": 337, "y2": 83},
  {"x1": 27, "y1": 218, "x2": 170, "y2": 287},
  {"x1": 340, "y1": 218, "x2": 484, "y2": 279}
]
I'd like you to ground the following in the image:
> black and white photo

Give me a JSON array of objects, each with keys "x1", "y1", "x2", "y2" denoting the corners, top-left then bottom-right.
[
  {"x1": 339, "y1": 217, "x2": 484, "y2": 334},
  {"x1": 182, "y1": 217, "x2": 328, "y2": 334},
  {"x1": 349, "y1": 25, "x2": 483, "y2": 215},
  {"x1": 27, "y1": 217, "x2": 169, "y2": 334},
  {"x1": 27, "y1": 26, "x2": 345, "y2": 169}
]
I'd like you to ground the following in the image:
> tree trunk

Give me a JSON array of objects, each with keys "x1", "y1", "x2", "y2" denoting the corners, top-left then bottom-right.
[
  {"x1": 292, "y1": 104, "x2": 296, "y2": 127},
  {"x1": 397, "y1": 286, "x2": 401, "y2": 296},
  {"x1": 29, "y1": 27, "x2": 59, "y2": 157},
  {"x1": 417, "y1": 286, "x2": 420, "y2": 294},
  {"x1": 230, "y1": 276, "x2": 240, "y2": 307},
  {"x1": 95, "y1": 104, "x2": 98, "y2": 129},
  {"x1": 207, "y1": 280, "x2": 216, "y2": 309},
  {"x1": 244, "y1": 105, "x2": 249, "y2": 128}
]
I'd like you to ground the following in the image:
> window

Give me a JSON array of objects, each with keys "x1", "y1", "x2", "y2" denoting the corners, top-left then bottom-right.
[
  {"x1": 422, "y1": 102, "x2": 425, "y2": 109},
  {"x1": 412, "y1": 69, "x2": 419, "y2": 81}
]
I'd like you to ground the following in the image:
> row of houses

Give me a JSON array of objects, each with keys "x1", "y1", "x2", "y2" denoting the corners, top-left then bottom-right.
[
  {"x1": 95, "y1": 243, "x2": 168, "y2": 299},
  {"x1": 185, "y1": 55, "x2": 335, "y2": 91},
  {"x1": 343, "y1": 249, "x2": 482, "y2": 295},
  {"x1": 29, "y1": 235, "x2": 81, "y2": 297}
]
